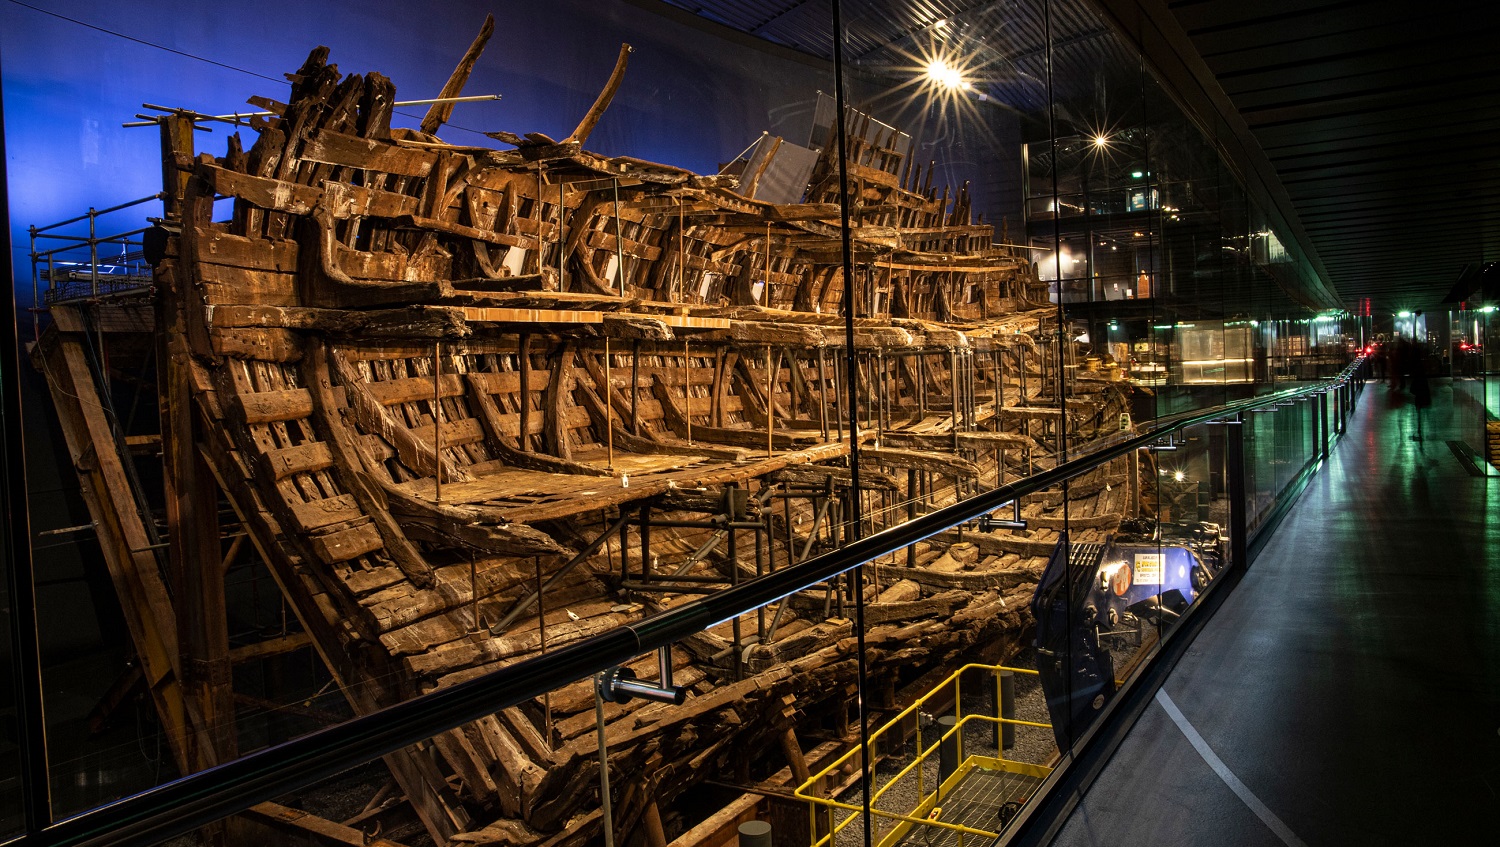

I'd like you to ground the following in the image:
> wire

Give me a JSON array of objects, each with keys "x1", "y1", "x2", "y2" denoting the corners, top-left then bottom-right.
[
  {"x1": 4, "y1": 0, "x2": 283, "y2": 83},
  {"x1": 4, "y1": 0, "x2": 495, "y2": 139}
]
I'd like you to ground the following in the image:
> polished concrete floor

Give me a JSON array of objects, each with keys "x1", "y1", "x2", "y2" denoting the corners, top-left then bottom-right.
[{"x1": 1051, "y1": 378, "x2": 1500, "y2": 846}]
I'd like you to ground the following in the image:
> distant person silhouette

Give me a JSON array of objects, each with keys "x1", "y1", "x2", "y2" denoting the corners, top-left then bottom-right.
[
  {"x1": 1410, "y1": 344, "x2": 1432, "y2": 442},
  {"x1": 1392, "y1": 336, "x2": 1415, "y2": 391}
]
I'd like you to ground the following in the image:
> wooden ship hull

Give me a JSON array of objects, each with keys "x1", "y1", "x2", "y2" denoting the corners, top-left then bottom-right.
[{"x1": 34, "y1": 24, "x2": 1141, "y2": 847}]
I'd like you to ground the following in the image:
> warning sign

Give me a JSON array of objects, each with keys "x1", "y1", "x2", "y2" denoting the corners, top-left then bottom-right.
[{"x1": 1133, "y1": 553, "x2": 1162, "y2": 586}]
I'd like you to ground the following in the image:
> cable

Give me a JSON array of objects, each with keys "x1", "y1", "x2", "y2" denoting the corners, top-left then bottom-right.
[
  {"x1": 4, "y1": 0, "x2": 495, "y2": 139},
  {"x1": 4, "y1": 0, "x2": 282, "y2": 83}
]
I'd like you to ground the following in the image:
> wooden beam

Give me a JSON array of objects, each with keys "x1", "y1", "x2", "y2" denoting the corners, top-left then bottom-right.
[
  {"x1": 419, "y1": 15, "x2": 495, "y2": 136},
  {"x1": 228, "y1": 632, "x2": 313, "y2": 664},
  {"x1": 35, "y1": 321, "x2": 190, "y2": 774},
  {"x1": 242, "y1": 801, "x2": 410, "y2": 847}
]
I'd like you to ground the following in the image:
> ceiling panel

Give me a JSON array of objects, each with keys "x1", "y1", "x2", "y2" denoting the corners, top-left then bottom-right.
[{"x1": 1167, "y1": 0, "x2": 1500, "y2": 312}]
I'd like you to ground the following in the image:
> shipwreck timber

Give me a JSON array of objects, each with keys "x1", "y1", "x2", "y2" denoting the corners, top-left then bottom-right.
[{"x1": 32, "y1": 22, "x2": 1143, "y2": 847}]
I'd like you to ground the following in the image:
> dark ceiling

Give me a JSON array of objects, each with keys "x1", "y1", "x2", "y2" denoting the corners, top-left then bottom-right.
[
  {"x1": 654, "y1": 0, "x2": 1500, "y2": 317},
  {"x1": 1166, "y1": 0, "x2": 1500, "y2": 314}
]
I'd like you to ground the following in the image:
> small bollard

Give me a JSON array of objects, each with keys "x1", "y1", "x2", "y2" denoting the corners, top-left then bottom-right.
[
  {"x1": 738, "y1": 820, "x2": 772, "y2": 847},
  {"x1": 937, "y1": 715, "x2": 960, "y2": 788}
]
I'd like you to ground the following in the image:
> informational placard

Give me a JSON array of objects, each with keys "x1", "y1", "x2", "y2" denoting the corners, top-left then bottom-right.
[{"x1": 1133, "y1": 552, "x2": 1163, "y2": 585}]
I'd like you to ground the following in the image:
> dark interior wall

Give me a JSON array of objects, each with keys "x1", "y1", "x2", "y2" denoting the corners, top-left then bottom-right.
[{"x1": 1, "y1": 0, "x2": 842, "y2": 303}]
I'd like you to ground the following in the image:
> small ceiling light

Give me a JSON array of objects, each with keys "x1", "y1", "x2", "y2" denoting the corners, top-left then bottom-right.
[
  {"x1": 1093, "y1": 135, "x2": 1109, "y2": 148},
  {"x1": 1133, "y1": 231, "x2": 1143, "y2": 237},
  {"x1": 1173, "y1": 470, "x2": 1186, "y2": 482},
  {"x1": 1131, "y1": 170, "x2": 1144, "y2": 178},
  {"x1": 1397, "y1": 310, "x2": 1412, "y2": 318}
]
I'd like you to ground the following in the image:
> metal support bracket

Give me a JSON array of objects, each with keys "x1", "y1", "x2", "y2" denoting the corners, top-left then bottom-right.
[
  {"x1": 978, "y1": 497, "x2": 1027, "y2": 531},
  {"x1": 597, "y1": 648, "x2": 686, "y2": 705}
]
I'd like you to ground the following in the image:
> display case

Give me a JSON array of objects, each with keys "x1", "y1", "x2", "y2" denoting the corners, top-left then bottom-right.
[{"x1": 1178, "y1": 322, "x2": 1255, "y2": 384}]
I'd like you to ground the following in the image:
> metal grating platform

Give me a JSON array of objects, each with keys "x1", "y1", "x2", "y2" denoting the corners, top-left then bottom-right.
[{"x1": 897, "y1": 766, "x2": 1044, "y2": 847}]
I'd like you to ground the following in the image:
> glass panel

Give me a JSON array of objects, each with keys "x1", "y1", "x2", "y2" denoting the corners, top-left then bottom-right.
[
  {"x1": 3, "y1": 0, "x2": 1366, "y2": 843},
  {"x1": 0, "y1": 398, "x2": 20, "y2": 837}
]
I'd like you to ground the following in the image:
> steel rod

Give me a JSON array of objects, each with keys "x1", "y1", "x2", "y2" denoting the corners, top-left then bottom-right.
[
  {"x1": 595, "y1": 678, "x2": 614, "y2": 847},
  {"x1": 124, "y1": 95, "x2": 501, "y2": 127},
  {"x1": 30, "y1": 194, "x2": 162, "y2": 232}
]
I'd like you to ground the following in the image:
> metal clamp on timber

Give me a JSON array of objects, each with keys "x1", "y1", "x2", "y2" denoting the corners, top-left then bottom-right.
[
  {"x1": 1146, "y1": 435, "x2": 1180, "y2": 452},
  {"x1": 596, "y1": 646, "x2": 686, "y2": 705},
  {"x1": 978, "y1": 497, "x2": 1027, "y2": 532}
]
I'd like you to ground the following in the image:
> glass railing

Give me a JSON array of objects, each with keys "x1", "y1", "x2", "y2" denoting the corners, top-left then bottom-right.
[{"x1": 2, "y1": 359, "x2": 1366, "y2": 847}]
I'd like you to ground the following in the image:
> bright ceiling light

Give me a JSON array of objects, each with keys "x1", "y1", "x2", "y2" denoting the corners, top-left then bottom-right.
[
  {"x1": 1093, "y1": 134, "x2": 1109, "y2": 147},
  {"x1": 924, "y1": 58, "x2": 967, "y2": 90}
]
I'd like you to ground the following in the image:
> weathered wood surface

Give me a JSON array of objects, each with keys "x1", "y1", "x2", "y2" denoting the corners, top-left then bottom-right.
[{"x1": 44, "y1": 34, "x2": 1153, "y2": 847}]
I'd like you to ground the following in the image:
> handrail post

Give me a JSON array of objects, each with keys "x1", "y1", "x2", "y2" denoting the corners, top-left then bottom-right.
[
  {"x1": 1222, "y1": 414, "x2": 1248, "y2": 571},
  {"x1": 88, "y1": 207, "x2": 99, "y2": 299},
  {"x1": 1319, "y1": 391, "x2": 1330, "y2": 459},
  {"x1": 29, "y1": 223, "x2": 40, "y2": 341}
]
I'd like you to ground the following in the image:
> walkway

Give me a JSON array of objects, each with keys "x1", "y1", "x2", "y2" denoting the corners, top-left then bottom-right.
[{"x1": 1049, "y1": 377, "x2": 1500, "y2": 846}]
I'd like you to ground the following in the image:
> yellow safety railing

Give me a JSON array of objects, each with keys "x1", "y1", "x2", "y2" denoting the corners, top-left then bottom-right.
[{"x1": 794, "y1": 663, "x2": 1054, "y2": 847}]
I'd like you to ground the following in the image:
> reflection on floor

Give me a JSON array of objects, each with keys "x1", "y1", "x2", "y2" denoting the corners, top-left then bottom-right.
[{"x1": 1049, "y1": 375, "x2": 1500, "y2": 847}]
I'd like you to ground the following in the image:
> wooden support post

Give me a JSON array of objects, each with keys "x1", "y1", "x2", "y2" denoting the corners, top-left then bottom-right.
[
  {"x1": 727, "y1": 492, "x2": 741, "y2": 678},
  {"x1": 755, "y1": 496, "x2": 766, "y2": 641},
  {"x1": 832, "y1": 348, "x2": 844, "y2": 442},
  {"x1": 545, "y1": 344, "x2": 573, "y2": 460},
  {"x1": 780, "y1": 728, "x2": 812, "y2": 786},
  {"x1": 434, "y1": 341, "x2": 443, "y2": 503},
  {"x1": 817, "y1": 347, "x2": 829, "y2": 441},
  {"x1": 631, "y1": 340, "x2": 641, "y2": 435},
  {"x1": 536, "y1": 557, "x2": 554, "y2": 745},
  {"x1": 518, "y1": 333, "x2": 532, "y2": 449},
  {"x1": 950, "y1": 348, "x2": 960, "y2": 453},
  {"x1": 605, "y1": 337, "x2": 615, "y2": 471},
  {"x1": 640, "y1": 501, "x2": 652, "y2": 583},
  {"x1": 763, "y1": 222, "x2": 772, "y2": 305},
  {"x1": 917, "y1": 353, "x2": 927, "y2": 419},
  {"x1": 557, "y1": 178, "x2": 566, "y2": 290},
  {"x1": 765, "y1": 346, "x2": 775, "y2": 458},
  {"x1": 676, "y1": 197, "x2": 686, "y2": 303},
  {"x1": 159, "y1": 215, "x2": 236, "y2": 782},
  {"x1": 907, "y1": 468, "x2": 918, "y2": 567},
  {"x1": 643, "y1": 800, "x2": 668, "y2": 847},
  {"x1": 159, "y1": 113, "x2": 195, "y2": 219}
]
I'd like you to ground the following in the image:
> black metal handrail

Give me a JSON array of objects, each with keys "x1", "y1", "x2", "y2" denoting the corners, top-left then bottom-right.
[{"x1": 12, "y1": 363, "x2": 1363, "y2": 847}]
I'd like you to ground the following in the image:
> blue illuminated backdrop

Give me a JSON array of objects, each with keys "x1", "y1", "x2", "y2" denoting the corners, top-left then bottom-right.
[{"x1": 2, "y1": 0, "x2": 847, "y2": 306}]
